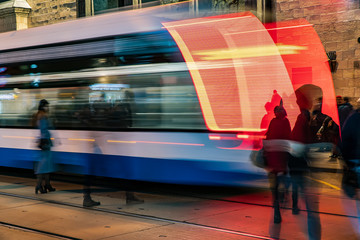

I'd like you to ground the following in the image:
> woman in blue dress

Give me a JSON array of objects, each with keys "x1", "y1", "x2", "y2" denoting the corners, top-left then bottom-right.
[{"x1": 35, "y1": 99, "x2": 56, "y2": 194}]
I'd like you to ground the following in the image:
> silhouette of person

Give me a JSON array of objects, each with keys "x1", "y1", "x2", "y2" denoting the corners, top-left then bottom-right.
[
  {"x1": 261, "y1": 102, "x2": 274, "y2": 131},
  {"x1": 34, "y1": 99, "x2": 57, "y2": 194},
  {"x1": 82, "y1": 138, "x2": 101, "y2": 207},
  {"x1": 338, "y1": 96, "x2": 353, "y2": 129},
  {"x1": 270, "y1": 90, "x2": 283, "y2": 110},
  {"x1": 339, "y1": 98, "x2": 360, "y2": 236},
  {"x1": 264, "y1": 105, "x2": 291, "y2": 224},
  {"x1": 79, "y1": 104, "x2": 101, "y2": 207},
  {"x1": 289, "y1": 86, "x2": 321, "y2": 240}
]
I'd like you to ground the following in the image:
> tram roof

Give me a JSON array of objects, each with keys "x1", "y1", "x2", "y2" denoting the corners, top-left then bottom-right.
[{"x1": 0, "y1": 7, "x2": 174, "y2": 52}]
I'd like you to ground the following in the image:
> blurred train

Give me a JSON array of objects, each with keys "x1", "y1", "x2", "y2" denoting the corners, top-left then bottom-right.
[{"x1": 0, "y1": 7, "x2": 338, "y2": 186}]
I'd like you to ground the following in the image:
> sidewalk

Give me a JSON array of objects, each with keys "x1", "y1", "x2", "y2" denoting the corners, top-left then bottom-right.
[
  {"x1": 308, "y1": 151, "x2": 342, "y2": 172},
  {"x1": 0, "y1": 173, "x2": 357, "y2": 239}
]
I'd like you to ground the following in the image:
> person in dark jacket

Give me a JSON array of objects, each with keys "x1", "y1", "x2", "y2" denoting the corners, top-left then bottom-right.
[
  {"x1": 264, "y1": 105, "x2": 291, "y2": 224},
  {"x1": 289, "y1": 86, "x2": 321, "y2": 240},
  {"x1": 339, "y1": 99, "x2": 360, "y2": 236},
  {"x1": 339, "y1": 97, "x2": 353, "y2": 128},
  {"x1": 339, "y1": 98, "x2": 360, "y2": 194},
  {"x1": 340, "y1": 107, "x2": 360, "y2": 163}
]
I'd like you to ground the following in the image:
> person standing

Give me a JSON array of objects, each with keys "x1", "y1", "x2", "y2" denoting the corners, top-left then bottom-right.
[
  {"x1": 264, "y1": 105, "x2": 291, "y2": 224},
  {"x1": 260, "y1": 102, "x2": 274, "y2": 131},
  {"x1": 34, "y1": 99, "x2": 57, "y2": 194},
  {"x1": 339, "y1": 98, "x2": 360, "y2": 236},
  {"x1": 338, "y1": 96, "x2": 353, "y2": 129},
  {"x1": 289, "y1": 87, "x2": 321, "y2": 240}
]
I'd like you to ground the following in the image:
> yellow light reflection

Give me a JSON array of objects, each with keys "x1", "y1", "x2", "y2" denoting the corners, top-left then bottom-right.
[
  {"x1": 68, "y1": 138, "x2": 95, "y2": 142},
  {"x1": 2, "y1": 136, "x2": 35, "y2": 139},
  {"x1": 193, "y1": 44, "x2": 307, "y2": 61}
]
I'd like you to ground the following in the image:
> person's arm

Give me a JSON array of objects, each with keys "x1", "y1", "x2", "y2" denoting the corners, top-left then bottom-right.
[
  {"x1": 265, "y1": 119, "x2": 274, "y2": 140},
  {"x1": 285, "y1": 118, "x2": 292, "y2": 140}
]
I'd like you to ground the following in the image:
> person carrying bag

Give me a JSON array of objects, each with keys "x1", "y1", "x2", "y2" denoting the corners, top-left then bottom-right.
[{"x1": 34, "y1": 99, "x2": 57, "y2": 194}]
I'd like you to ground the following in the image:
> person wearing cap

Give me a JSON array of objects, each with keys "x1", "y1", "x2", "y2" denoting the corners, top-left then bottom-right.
[{"x1": 34, "y1": 99, "x2": 57, "y2": 194}]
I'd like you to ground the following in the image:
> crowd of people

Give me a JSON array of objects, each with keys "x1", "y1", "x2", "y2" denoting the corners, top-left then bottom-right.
[
  {"x1": 31, "y1": 87, "x2": 360, "y2": 238},
  {"x1": 260, "y1": 86, "x2": 360, "y2": 240}
]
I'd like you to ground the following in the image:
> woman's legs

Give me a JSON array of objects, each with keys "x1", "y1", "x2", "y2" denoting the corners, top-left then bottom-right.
[
  {"x1": 291, "y1": 172, "x2": 300, "y2": 214},
  {"x1": 35, "y1": 174, "x2": 46, "y2": 194},
  {"x1": 36, "y1": 174, "x2": 43, "y2": 188},
  {"x1": 269, "y1": 172, "x2": 282, "y2": 223},
  {"x1": 44, "y1": 173, "x2": 56, "y2": 191}
]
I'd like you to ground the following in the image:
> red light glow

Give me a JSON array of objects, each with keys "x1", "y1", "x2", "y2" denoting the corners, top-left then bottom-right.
[
  {"x1": 265, "y1": 19, "x2": 339, "y2": 126},
  {"x1": 163, "y1": 13, "x2": 298, "y2": 132},
  {"x1": 236, "y1": 134, "x2": 250, "y2": 139},
  {"x1": 163, "y1": 13, "x2": 338, "y2": 132}
]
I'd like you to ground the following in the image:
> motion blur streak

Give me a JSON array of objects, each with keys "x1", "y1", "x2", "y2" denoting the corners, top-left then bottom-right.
[
  {"x1": 2, "y1": 136, "x2": 35, "y2": 139},
  {"x1": 209, "y1": 135, "x2": 249, "y2": 140},
  {"x1": 208, "y1": 135, "x2": 221, "y2": 140},
  {"x1": 68, "y1": 138, "x2": 95, "y2": 142},
  {"x1": 108, "y1": 140, "x2": 204, "y2": 146},
  {"x1": 0, "y1": 7, "x2": 339, "y2": 185},
  {"x1": 236, "y1": 135, "x2": 250, "y2": 139},
  {"x1": 265, "y1": 19, "x2": 339, "y2": 126},
  {"x1": 107, "y1": 140, "x2": 137, "y2": 144},
  {"x1": 192, "y1": 44, "x2": 307, "y2": 60},
  {"x1": 163, "y1": 12, "x2": 297, "y2": 131}
]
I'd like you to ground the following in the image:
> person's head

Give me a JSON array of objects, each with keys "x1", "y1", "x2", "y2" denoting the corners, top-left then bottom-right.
[
  {"x1": 294, "y1": 84, "x2": 323, "y2": 111},
  {"x1": 343, "y1": 97, "x2": 350, "y2": 103},
  {"x1": 274, "y1": 105, "x2": 287, "y2": 119},
  {"x1": 295, "y1": 89, "x2": 312, "y2": 110},
  {"x1": 264, "y1": 102, "x2": 272, "y2": 112},
  {"x1": 336, "y1": 95, "x2": 343, "y2": 105},
  {"x1": 38, "y1": 99, "x2": 49, "y2": 112}
]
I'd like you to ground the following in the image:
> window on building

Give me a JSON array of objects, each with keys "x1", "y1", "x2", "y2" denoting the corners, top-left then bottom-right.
[
  {"x1": 94, "y1": 0, "x2": 132, "y2": 14},
  {"x1": 77, "y1": 0, "x2": 86, "y2": 17},
  {"x1": 245, "y1": 0, "x2": 256, "y2": 10},
  {"x1": 77, "y1": 0, "x2": 161, "y2": 17}
]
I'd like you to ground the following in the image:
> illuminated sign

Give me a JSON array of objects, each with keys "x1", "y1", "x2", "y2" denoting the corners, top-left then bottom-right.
[
  {"x1": 0, "y1": 93, "x2": 16, "y2": 100},
  {"x1": 90, "y1": 84, "x2": 129, "y2": 91}
]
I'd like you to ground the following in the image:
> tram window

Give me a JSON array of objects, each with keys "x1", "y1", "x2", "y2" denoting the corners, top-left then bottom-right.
[
  {"x1": 0, "y1": 72, "x2": 205, "y2": 131},
  {"x1": 0, "y1": 30, "x2": 204, "y2": 131}
]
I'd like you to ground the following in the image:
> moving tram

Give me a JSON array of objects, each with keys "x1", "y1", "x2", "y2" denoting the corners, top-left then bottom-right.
[{"x1": 0, "y1": 8, "x2": 337, "y2": 186}]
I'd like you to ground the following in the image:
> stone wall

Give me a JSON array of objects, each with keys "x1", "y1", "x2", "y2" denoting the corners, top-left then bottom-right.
[
  {"x1": 213, "y1": 0, "x2": 246, "y2": 13},
  {"x1": 0, "y1": 8, "x2": 17, "y2": 32},
  {"x1": 276, "y1": 0, "x2": 360, "y2": 99},
  {"x1": 15, "y1": 8, "x2": 31, "y2": 30},
  {"x1": 27, "y1": 0, "x2": 77, "y2": 28}
]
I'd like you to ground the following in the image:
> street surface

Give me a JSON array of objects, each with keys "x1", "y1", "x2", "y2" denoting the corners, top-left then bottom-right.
[{"x1": 0, "y1": 152, "x2": 356, "y2": 239}]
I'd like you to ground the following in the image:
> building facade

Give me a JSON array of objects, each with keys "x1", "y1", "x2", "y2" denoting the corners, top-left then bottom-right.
[
  {"x1": 0, "y1": 0, "x2": 359, "y2": 98},
  {"x1": 276, "y1": 0, "x2": 360, "y2": 99}
]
